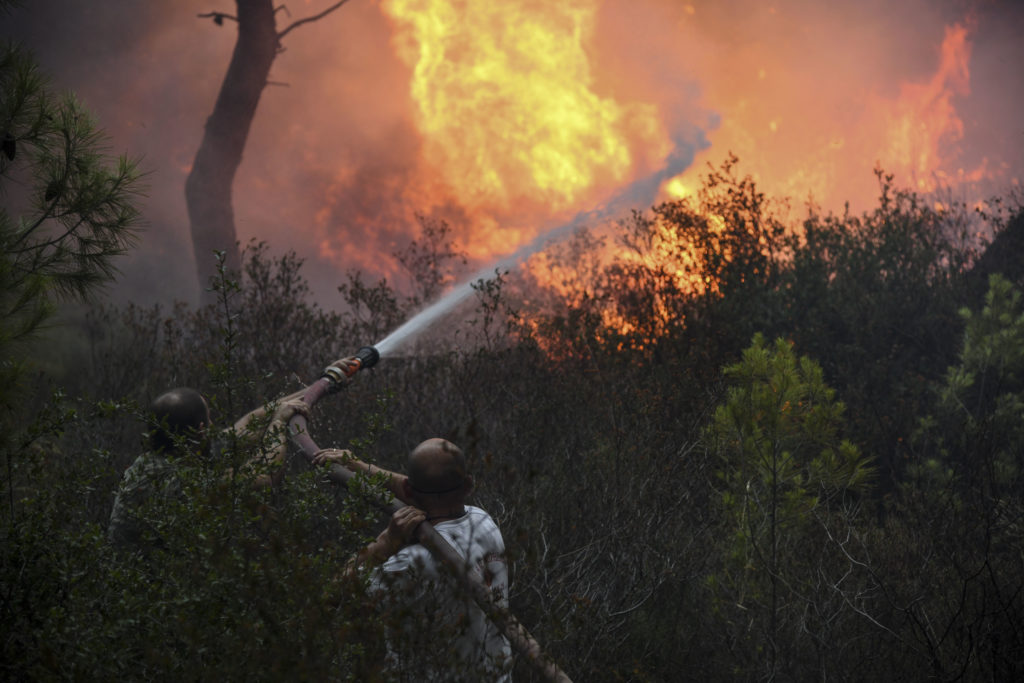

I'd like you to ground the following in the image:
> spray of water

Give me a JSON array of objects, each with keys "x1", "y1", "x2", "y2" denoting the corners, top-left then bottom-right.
[
  {"x1": 373, "y1": 214, "x2": 582, "y2": 356},
  {"x1": 372, "y1": 136, "x2": 700, "y2": 357}
]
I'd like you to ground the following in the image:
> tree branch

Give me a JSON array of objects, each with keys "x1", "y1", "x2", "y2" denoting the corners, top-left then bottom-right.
[
  {"x1": 11, "y1": 124, "x2": 75, "y2": 250},
  {"x1": 277, "y1": 0, "x2": 353, "y2": 40}
]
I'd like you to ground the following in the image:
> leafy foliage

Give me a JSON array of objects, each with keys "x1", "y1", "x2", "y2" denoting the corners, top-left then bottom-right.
[{"x1": 937, "y1": 274, "x2": 1024, "y2": 480}]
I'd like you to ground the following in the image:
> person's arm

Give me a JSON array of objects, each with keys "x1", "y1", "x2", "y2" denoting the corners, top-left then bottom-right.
[
  {"x1": 312, "y1": 448, "x2": 412, "y2": 504},
  {"x1": 344, "y1": 505, "x2": 425, "y2": 578},
  {"x1": 231, "y1": 355, "x2": 356, "y2": 442},
  {"x1": 231, "y1": 388, "x2": 307, "y2": 435},
  {"x1": 231, "y1": 397, "x2": 309, "y2": 488},
  {"x1": 310, "y1": 355, "x2": 414, "y2": 501}
]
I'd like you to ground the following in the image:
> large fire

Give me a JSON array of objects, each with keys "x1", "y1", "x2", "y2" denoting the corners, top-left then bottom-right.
[
  {"x1": 377, "y1": 0, "x2": 671, "y2": 259},
  {"x1": 31, "y1": 0, "x2": 1016, "y2": 306},
  {"x1": 362, "y1": 1, "x2": 1012, "y2": 265},
  {"x1": 296, "y1": 0, "x2": 1017, "y2": 343}
]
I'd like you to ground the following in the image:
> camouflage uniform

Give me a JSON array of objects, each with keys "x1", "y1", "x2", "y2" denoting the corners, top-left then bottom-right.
[{"x1": 107, "y1": 452, "x2": 181, "y2": 547}]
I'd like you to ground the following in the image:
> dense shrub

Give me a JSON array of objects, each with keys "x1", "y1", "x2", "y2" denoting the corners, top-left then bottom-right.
[{"x1": 3, "y1": 155, "x2": 1023, "y2": 681}]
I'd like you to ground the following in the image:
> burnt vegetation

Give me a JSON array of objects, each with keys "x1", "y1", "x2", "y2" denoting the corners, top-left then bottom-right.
[{"x1": 4, "y1": 47, "x2": 1024, "y2": 679}]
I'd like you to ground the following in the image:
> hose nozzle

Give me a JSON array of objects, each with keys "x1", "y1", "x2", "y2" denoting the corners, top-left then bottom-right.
[
  {"x1": 354, "y1": 345, "x2": 380, "y2": 370},
  {"x1": 321, "y1": 345, "x2": 381, "y2": 386}
]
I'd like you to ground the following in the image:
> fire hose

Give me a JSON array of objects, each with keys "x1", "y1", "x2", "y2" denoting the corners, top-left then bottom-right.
[{"x1": 287, "y1": 346, "x2": 572, "y2": 683}]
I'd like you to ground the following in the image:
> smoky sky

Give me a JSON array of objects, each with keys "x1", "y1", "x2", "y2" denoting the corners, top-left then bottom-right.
[{"x1": 3, "y1": 0, "x2": 1022, "y2": 308}]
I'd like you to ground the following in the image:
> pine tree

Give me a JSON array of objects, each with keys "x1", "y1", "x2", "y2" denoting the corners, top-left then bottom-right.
[
  {"x1": 706, "y1": 334, "x2": 875, "y2": 678},
  {"x1": 1, "y1": 39, "x2": 143, "y2": 393}
]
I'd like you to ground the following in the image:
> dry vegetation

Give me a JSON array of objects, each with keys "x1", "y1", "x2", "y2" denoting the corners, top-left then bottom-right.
[{"x1": 5, "y1": 143, "x2": 1024, "y2": 680}]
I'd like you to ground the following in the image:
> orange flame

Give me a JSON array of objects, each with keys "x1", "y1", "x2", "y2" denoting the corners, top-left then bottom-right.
[
  {"x1": 286, "y1": 1, "x2": 1019, "y2": 315},
  {"x1": 660, "y1": 13, "x2": 993, "y2": 213},
  {"x1": 379, "y1": 0, "x2": 669, "y2": 246},
  {"x1": 874, "y1": 22, "x2": 985, "y2": 192}
]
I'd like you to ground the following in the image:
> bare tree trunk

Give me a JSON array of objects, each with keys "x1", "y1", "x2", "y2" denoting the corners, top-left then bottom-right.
[{"x1": 186, "y1": 0, "x2": 277, "y2": 301}]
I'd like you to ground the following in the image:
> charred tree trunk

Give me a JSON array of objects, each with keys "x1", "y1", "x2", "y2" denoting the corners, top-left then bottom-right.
[{"x1": 186, "y1": 0, "x2": 277, "y2": 301}]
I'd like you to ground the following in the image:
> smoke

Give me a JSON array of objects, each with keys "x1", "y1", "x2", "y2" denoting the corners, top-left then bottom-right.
[
  {"x1": 3, "y1": 0, "x2": 1021, "y2": 308},
  {"x1": 593, "y1": 0, "x2": 1017, "y2": 206}
]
